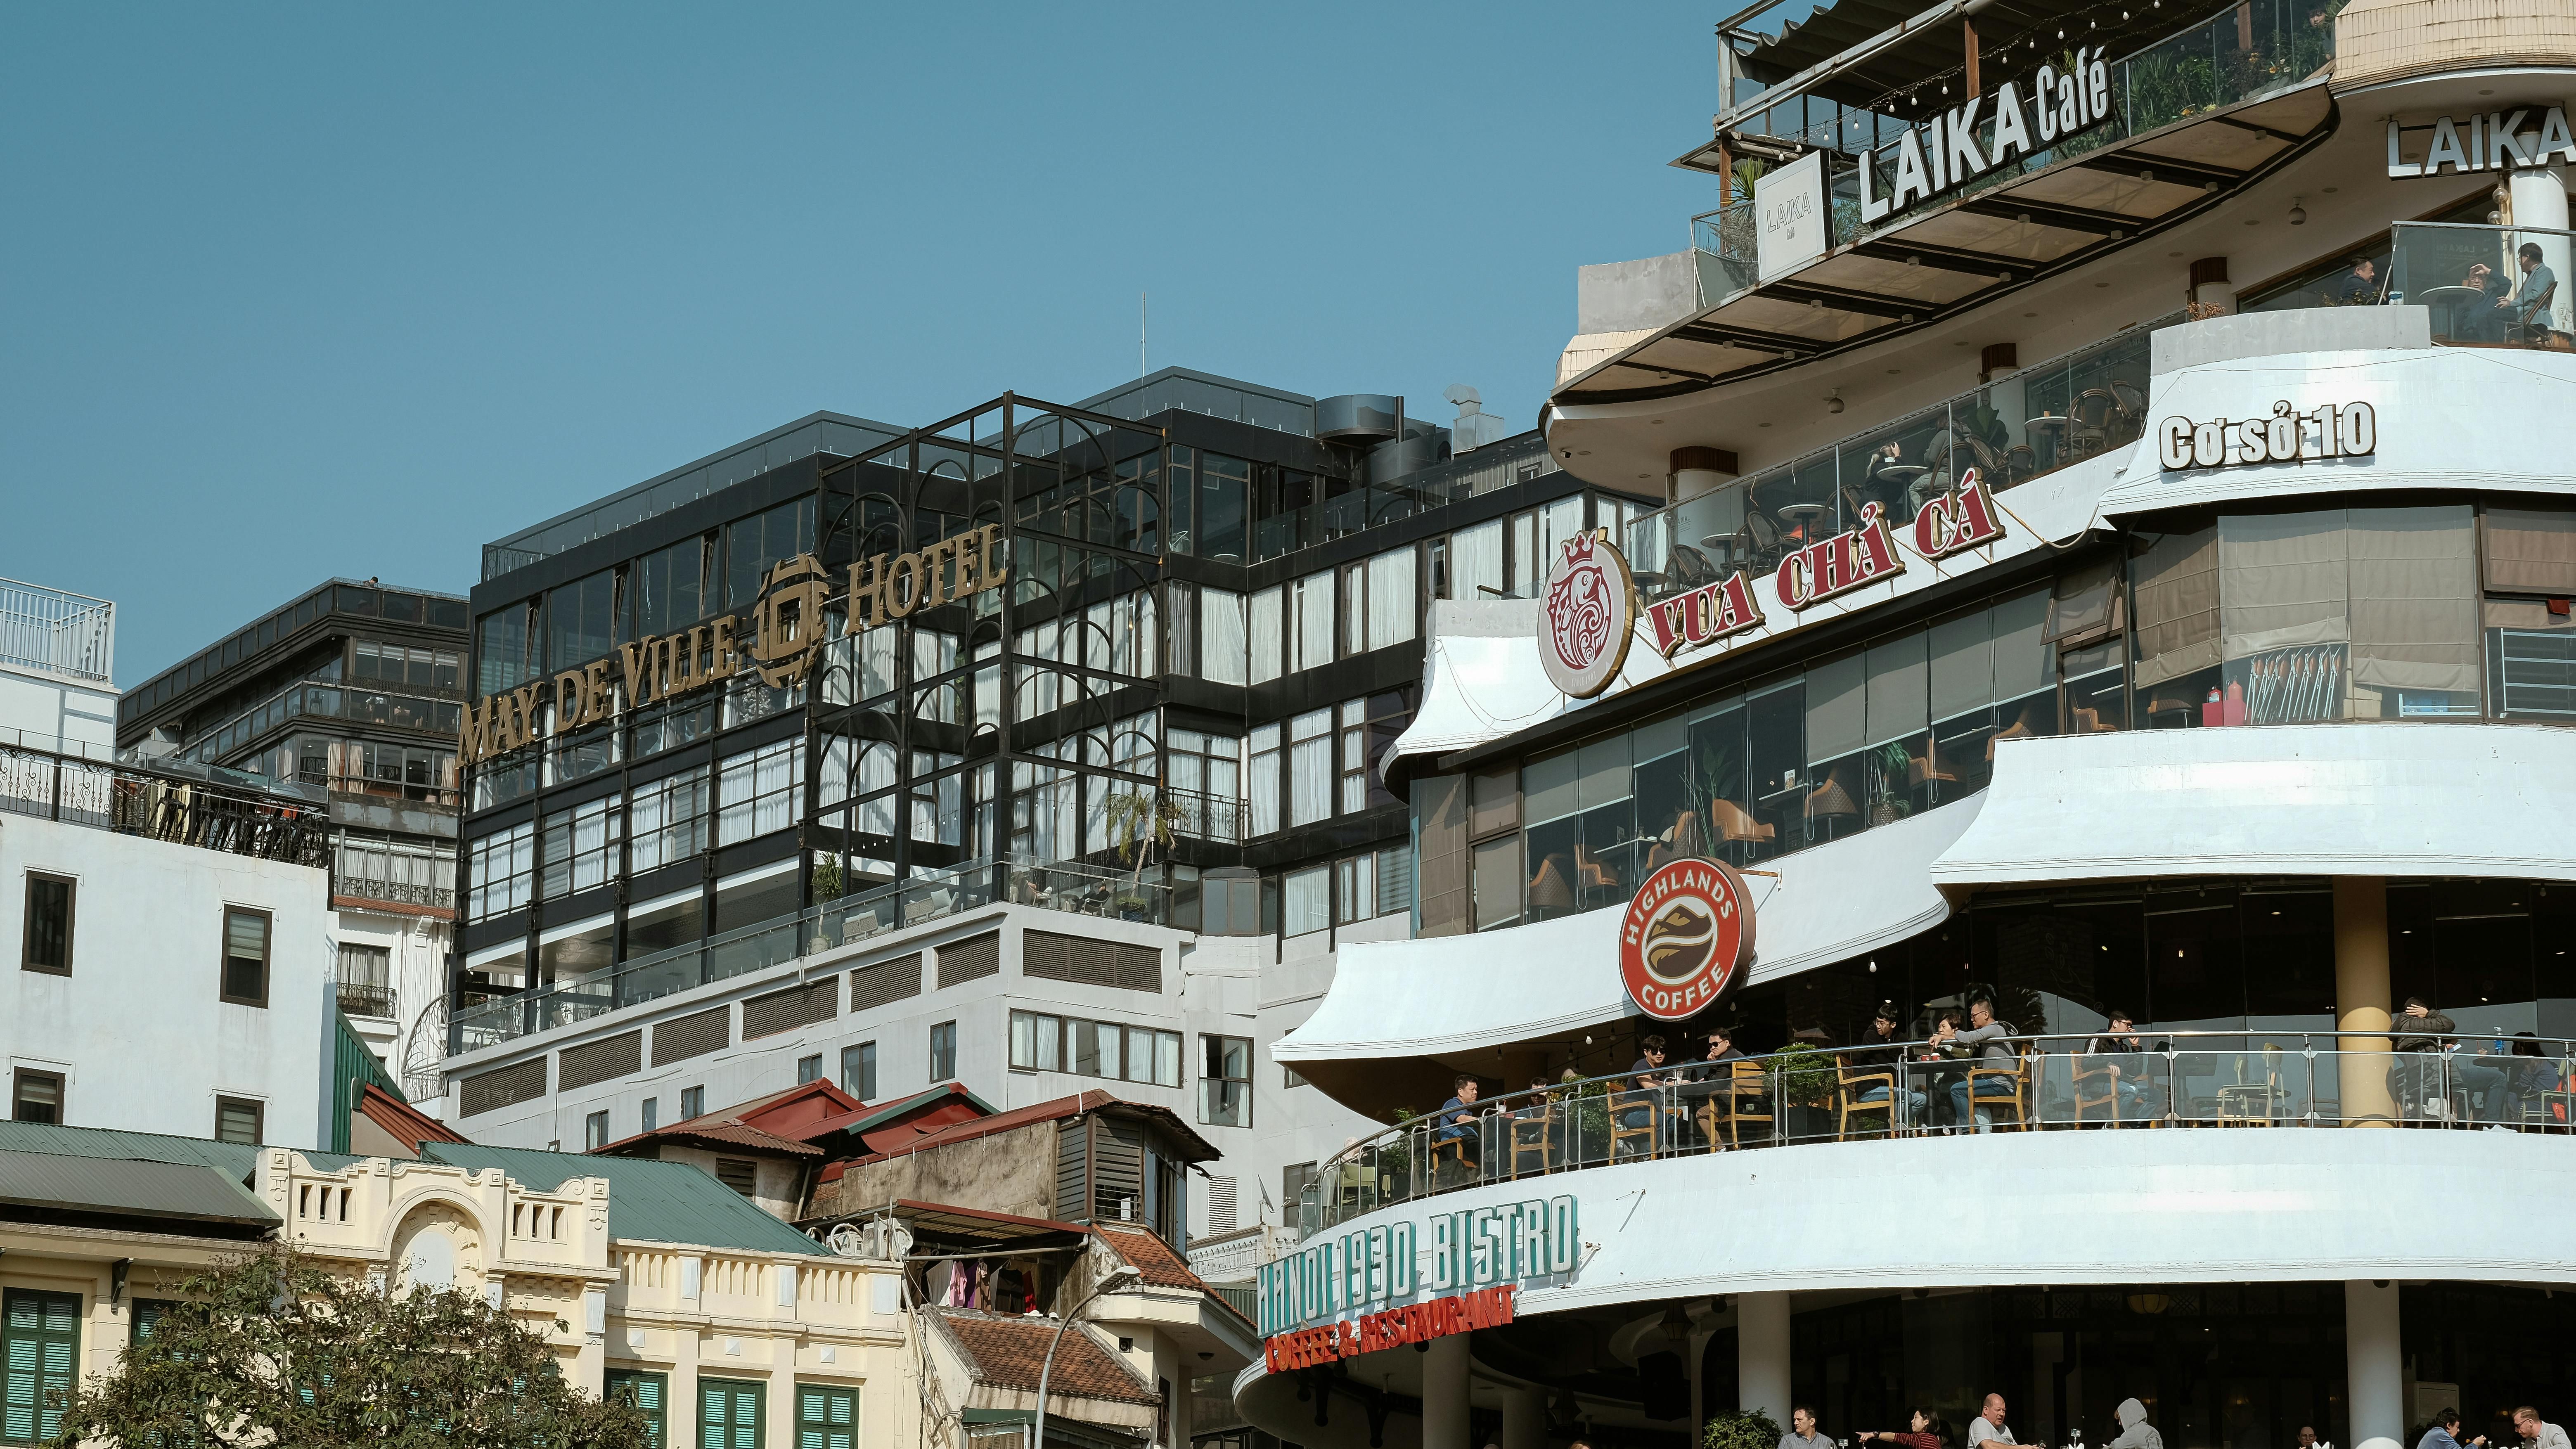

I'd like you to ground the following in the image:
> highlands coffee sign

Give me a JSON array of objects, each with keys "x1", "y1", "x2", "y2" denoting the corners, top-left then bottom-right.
[
  {"x1": 459, "y1": 527, "x2": 1009, "y2": 767},
  {"x1": 1621, "y1": 857, "x2": 1755, "y2": 1020}
]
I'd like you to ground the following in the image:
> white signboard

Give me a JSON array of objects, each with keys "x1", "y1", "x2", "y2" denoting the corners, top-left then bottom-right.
[
  {"x1": 1756, "y1": 149, "x2": 1829, "y2": 284},
  {"x1": 2388, "y1": 109, "x2": 2576, "y2": 177}
]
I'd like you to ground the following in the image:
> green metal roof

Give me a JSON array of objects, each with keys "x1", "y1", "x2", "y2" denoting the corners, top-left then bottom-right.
[
  {"x1": 0, "y1": 1147, "x2": 277, "y2": 1228},
  {"x1": 330, "y1": 1009, "x2": 409, "y2": 1155},
  {"x1": 420, "y1": 1144, "x2": 830, "y2": 1257},
  {"x1": 0, "y1": 1120, "x2": 263, "y2": 1176}
]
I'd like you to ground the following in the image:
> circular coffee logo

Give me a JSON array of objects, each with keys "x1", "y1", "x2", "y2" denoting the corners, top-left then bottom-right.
[
  {"x1": 1539, "y1": 528, "x2": 1636, "y2": 699},
  {"x1": 1618, "y1": 857, "x2": 1754, "y2": 1021}
]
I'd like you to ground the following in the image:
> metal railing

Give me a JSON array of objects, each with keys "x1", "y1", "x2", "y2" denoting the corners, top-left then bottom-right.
[
  {"x1": 1691, "y1": 0, "x2": 2339, "y2": 297},
  {"x1": 335, "y1": 876, "x2": 457, "y2": 912},
  {"x1": 0, "y1": 578, "x2": 113, "y2": 684},
  {"x1": 449, "y1": 852, "x2": 1176, "y2": 1052},
  {"x1": 2390, "y1": 220, "x2": 2576, "y2": 345},
  {"x1": 1163, "y1": 786, "x2": 1248, "y2": 846},
  {"x1": 0, "y1": 735, "x2": 330, "y2": 867},
  {"x1": 336, "y1": 982, "x2": 398, "y2": 1019},
  {"x1": 1300, "y1": 1028, "x2": 2576, "y2": 1234}
]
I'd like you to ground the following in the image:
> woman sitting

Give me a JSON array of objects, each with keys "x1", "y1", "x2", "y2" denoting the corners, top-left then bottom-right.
[{"x1": 1858, "y1": 1408, "x2": 1950, "y2": 1449}]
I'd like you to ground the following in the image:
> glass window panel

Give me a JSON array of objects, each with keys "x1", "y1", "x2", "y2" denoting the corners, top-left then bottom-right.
[
  {"x1": 1284, "y1": 865, "x2": 1330, "y2": 937},
  {"x1": 1575, "y1": 735, "x2": 1629, "y2": 809},
  {"x1": 1450, "y1": 520, "x2": 1504, "y2": 601},
  {"x1": 1929, "y1": 605, "x2": 1995, "y2": 720},
  {"x1": 1248, "y1": 587, "x2": 1282, "y2": 685},
  {"x1": 1864, "y1": 632, "x2": 1930, "y2": 748},
  {"x1": 1991, "y1": 586, "x2": 2057, "y2": 699},
  {"x1": 1523, "y1": 749, "x2": 1578, "y2": 824},
  {"x1": 1804, "y1": 652, "x2": 1868, "y2": 765},
  {"x1": 1747, "y1": 679, "x2": 1806, "y2": 848}
]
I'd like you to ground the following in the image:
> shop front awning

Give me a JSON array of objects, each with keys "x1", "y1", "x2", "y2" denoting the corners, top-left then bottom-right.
[
  {"x1": 1274, "y1": 793, "x2": 1984, "y2": 1070},
  {"x1": 1931, "y1": 722, "x2": 2576, "y2": 887},
  {"x1": 1560, "y1": 82, "x2": 2335, "y2": 407}
]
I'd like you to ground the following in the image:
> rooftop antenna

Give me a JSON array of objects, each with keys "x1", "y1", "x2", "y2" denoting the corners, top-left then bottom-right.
[{"x1": 1140, "y1": 291, "x2": 1148, "y2": 376}]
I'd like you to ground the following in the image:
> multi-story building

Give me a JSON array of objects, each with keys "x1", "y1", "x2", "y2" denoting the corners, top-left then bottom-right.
[
  {"x1": 115, "y1": 579, "x2": 471, "y2": 1091},
  {"x1": 2, "y1": 576, "x2": 348, "y2": 1149},
  {"x1": 435, "y1": 371, "x2": 1649, "y2": 1247},
  {"x1": 1238, "y1": 2, "x2": 2576, "y2": 1447},
  {"x1": 0, "y1": 1116, "x2": 900, "y2": 1449}
]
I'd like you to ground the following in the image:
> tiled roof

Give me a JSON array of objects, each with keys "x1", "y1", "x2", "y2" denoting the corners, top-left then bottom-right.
[
  {"x1": 934, "y1": 1308, "x2": 1158, "y2": 1404},
  {"x1": 0, "y1": 1120, "x2": 369, "y2": 1177},
  {"x1": 0, "y1": 1148, "x2": 276, "y2": 1229},
  {"x1": 1095, "y1": 1224, "x2": 1256, "y2": 1330},
  {"x1": 843, "y1": 1089, "x2": 1219, "y2": 1168},
  {"x1": 355, "y1": 1084, "x2": 469, "y2": 1152},
  {"x1": 417, "y1": 1144, "x2": 831, "y2": 1257}
]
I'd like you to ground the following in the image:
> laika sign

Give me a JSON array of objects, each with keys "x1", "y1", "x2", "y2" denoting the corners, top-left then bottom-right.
[
  {"x1": 2388, "y1": 109, "x2": 2576, "y2": 178},
  {"x1": 1859, "y1": 50, "x2": 2112, "y2": 226}
]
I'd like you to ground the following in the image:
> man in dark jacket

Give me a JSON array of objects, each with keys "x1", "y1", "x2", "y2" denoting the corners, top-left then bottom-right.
[
  {"x1": 1845, "y1": 1002, "x2": 1927, "y2": 1129},
  {"x1": 2393, "y1": 997, "x2": 2457, "y2": 1120}
]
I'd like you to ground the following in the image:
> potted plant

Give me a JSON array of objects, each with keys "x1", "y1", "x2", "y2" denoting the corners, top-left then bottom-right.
[
  {"x1": 1770, "y1": 1041, "x2": 1837, "y2": 1141},
  {"x1": 1707, "y1": 1408, "x2": 1785, "y2": 1449},
  {"x1": 1112, "y1": 892, "x2": 1151, "y2": 922},
  {"x1": 1870, "y1": 740, "x2": 1915, "y2": 826}
]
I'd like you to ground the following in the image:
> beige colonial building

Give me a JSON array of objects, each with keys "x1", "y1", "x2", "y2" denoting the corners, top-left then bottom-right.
[{"x1": 0, "y1": 1115, "x2": 912, "y2": 1449}]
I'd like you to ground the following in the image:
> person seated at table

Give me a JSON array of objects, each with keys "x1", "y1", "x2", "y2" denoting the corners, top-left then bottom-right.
[
  {"x1": 2456, "y1": 260, "x2": 2512, "y2": 342},
  {"x1": 1856, "y1": 442, "x2": 1913, "y2": 516},
  {"x1": 1845, "y1": 1001, "x2": 1927, "y2": 1128},
  {"x1": 2445, "y1": 1036, "x2": 2513, "y2": 1123},
  {"x1": 1915, "y1": 1010, "x2": 1967, "y2": 1127},
  {"x1": 2079, "y1": 1009, "x2": 2152, "y2": 1122},
  {"x1": 1858, "y1": 1409, "x2": 1950, "y2": 1449},
  {"x1": 2331, "y1": 255, "x2": 2381, "y2": 306},
  {"x1": 1614, "y1": 1035, "x2": 1677, "y2": 1155},
  {"x1": 1946, "y1": 992, "x2": 2023, "y2": 1132},
  {"x1": 2506, "y1": 241, "x2": 2559, "y2": 343},
  {"x1": 1432, "y1": 1074, "x2": 1484, "y2": 1169}
]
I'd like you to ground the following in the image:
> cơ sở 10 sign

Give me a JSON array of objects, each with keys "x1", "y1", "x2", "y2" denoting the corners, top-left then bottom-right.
[{"x1": 2155, "y1": 400, "x2": 2377, "y2": 471}]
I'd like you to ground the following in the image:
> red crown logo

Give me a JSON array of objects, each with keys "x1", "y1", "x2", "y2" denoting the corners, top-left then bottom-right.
[{"x1": 1560, "y1": 529, "x2": 1600, "y2": 569}]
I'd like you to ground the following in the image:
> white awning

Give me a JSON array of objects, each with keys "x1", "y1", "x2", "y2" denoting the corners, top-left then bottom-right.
[
  {"x1": 1932, "y1": 721, "x2": 2576, "y2": 886},
  {"x1": 1272, "y1": 793, "x2": 1983, "y2": 1063}
]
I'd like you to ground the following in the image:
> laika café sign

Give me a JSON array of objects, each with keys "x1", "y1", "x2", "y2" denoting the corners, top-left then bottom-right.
[
  {"x1": 1257, "y1": 1195, "x2": 1579, "y2": 1340},
  {"x1": 1859, "y1": 50, "x2": 2112, "y2": 226},
  {"x1": 2155, "y1": 400, "x2": 2378, "y2": 471},
  {"x1": 2389, "y1": 108, "x2": 2576, "y2": 178},
  {"x1": 459, "y1": 528, "x2": 1009, "y2": 767},
  {"x1": 1539, "y1": 529, "x2": 1637, "y2": 699},
  {"x1": 1621, "y1": 857, "x2": 1755, "y2": 1021}
]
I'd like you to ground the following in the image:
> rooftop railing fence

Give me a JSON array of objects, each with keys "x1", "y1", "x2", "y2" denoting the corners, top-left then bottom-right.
[
  {"x1": 0, "y1": 578, "x2": 112, "y2": 684},
  {"x1": 0, "y1": 732, "x2": 331, "y2": 868},
  {"x1": 1299, "y1": 1028, "x2": 2576, "y2": 1235}
]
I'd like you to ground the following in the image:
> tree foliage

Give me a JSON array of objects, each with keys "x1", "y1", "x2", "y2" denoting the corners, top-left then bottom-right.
[
  {"x1": 48, "y1": 1247, "x2": 651, "y2": 1448},
  {"x1": 1707, "y1": 1407, "x2": 1787, "y2": 1449}
]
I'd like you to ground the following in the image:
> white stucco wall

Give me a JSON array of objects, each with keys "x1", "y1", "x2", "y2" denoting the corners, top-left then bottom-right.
[
  {"x1": 0, "y1": 813, "x2": 336, "y2": 1148},
  {"x1": 0, "y1": 663, "x2": 118, "y2": 755}
]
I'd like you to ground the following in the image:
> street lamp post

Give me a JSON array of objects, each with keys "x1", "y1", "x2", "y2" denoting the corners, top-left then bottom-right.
[{"x1": 1031, "y1": 1263, "x2": 1144, "y2": 1449}]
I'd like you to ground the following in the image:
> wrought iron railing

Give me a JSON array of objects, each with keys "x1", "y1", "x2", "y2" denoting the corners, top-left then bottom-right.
[
  {"x1": 337, "y1": 982, "x2": 398, "y2": 1018},
  {"x1": 1300, "y1": 1028, "x2": 2576, "y2": 1235},
  {"x1": 335, "y1": 876, "x2": 457, "y2": 912},
  {"x1": 0, "y1": 736, "x2": 330, "y2": 867},
  {"x1": 0, "y1": 578, "x2": 112, "y2": 684},
  {"x1": 1163, "y1": 786, "x2": 1248, "y2": 846}
]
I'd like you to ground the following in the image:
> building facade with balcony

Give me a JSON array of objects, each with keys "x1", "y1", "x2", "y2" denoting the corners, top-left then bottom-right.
[
  {"x1": 439, "y1": 370, "x2": 1642, "y2": 1242},
  {"x1": 1236, "y1": 4, "x2": 2576, "y2": 1448},
  {"x1": 0, "y1": 576, "x2": 116, "y2": 757},
  {"x1": 114, "y1": 579, "x2": 470, "y2": 1094}
]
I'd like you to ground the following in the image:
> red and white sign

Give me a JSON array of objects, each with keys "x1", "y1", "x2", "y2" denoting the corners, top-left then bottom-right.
[
  {"x1": 1618, "y1": 857, "x2": 1755, "y2": 1021},
  {"x1": 1910, "y1": 469, "x2": 2008, "y2": 561},
  {"x1": 1262, "y1": 1286, "x2": 1517, "y2": 1372},
  {"x1": 1775, "y1": 501, "x2": 1906, "y2": 611},
  {"x1": 1539, "y1": 529, "x2": 1636, "y2": 700},
  {"x1": 1646, "y1": 569, "x2": 1766, "y2": 659}
]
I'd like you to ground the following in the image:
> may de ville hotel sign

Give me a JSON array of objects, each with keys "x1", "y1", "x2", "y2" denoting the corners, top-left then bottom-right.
[{"x1": 458, "y1": 528, "x2": 1009, "y2": 767}]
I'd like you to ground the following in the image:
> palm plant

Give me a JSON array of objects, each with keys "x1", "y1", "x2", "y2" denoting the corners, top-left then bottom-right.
[{"x1": 1104, "y1": 791, "x2": 1185, "y2": 898}]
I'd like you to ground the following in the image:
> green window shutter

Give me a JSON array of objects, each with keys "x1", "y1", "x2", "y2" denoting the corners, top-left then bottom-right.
[
  {"x1": 3, "y1": 1288, "x2": 81, "y2": 1446},
  {"x1": 608, "y1": 1370, "x2": 669, "y2": 1449},
  {"x1": 701, "y1": 1378, "x2": 763, "y2": 1449},
  {"x1": 129, "y1": 1299, "x2": 175, "y2": 1348},
  {"x1": 798, "y1": 1385, "x2": 858, "y2": 1449}
]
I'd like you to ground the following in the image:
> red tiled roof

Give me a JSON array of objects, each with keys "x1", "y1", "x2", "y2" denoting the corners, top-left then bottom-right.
[
  {"x1": 1094, "y1": 1224, "x2": 1256, "y2": 1329},
  {"x1": 355, "y1": 1084, "x2": 469, "y2": 1151},
  {"x1": 934, "y1": 1308, "x2": 1157, "y2": 1404},
  {"x1": 843, "y1": 1089, "x2": 1219, "y2": 1168},
  {"x1": 592, "y1": 1093, "x2": 828, "y2": 1159}
]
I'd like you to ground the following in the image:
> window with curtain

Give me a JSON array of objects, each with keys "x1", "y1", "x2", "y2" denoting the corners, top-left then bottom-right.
[
  {"x1": 1449, "y1": 520, "x2": 1504, "y2": 601},
  {"x1": 1539, "y1": 497, "x2": 1586, "y2": 576},
  {"x1": 2216, "y1": 508, "x2": 2478, "y2": 723},
  {"x1": 1248, "y1": 587, "x2": 1283, "y2": 684},
  {"x1": 1508, "y1": 512, "x2": 1539, "y2": 595},
  {"x1": 1366, "y1": 547, "x2": 1417, "y2": 651},
  {"x1": 2131, "y1": 526, "x2": 2221, "y2": 725},
  {"x1": 540, "y1": 793, "x2": 623, "y2": 900},
  {"x1": 2484, "y1": 506, "x2": 2576, "y2": 594},
  {"x1": 466, "y1": 822, "x2": 534, "y2": 921},
  {"x1": 1200, "y1": 586, "x2": 1248, "y2": 687},
  {"x1": 2347, "y1": 505, "x2": 2478, "y2": 717},
  {"x1": 1340, "y1": 563, "x2": 1366, "y2": 657},
  {"x1": 1284, "y1": 864, "x2": 1330, "y2": 937},
  {"x1": 1248, "y1": 724, "x2": 1282, "y2": 836},
  {"x1": 629, "y1": 767, "x2": 710, "y2": 872},
  {"x1": 1294, "y1": 574, "x2": 1334, "y2": 672},
  {"x1": 1338, "y1": 700, "x2": 1368, "y2": 814},
  {"x1": 1289, "y1": 708, "x2": 1333, "y2": 826},
  {"x1": 717, "y1": 737, "x2": 801, "y2": 844}
]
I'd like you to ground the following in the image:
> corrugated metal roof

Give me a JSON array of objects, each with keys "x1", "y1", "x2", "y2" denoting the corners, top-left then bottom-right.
[
  {"x1": 0, "y1": 1120, "x2": 373, "y2": 1177},
  {"x1": 0, "y1": 1148, "x2": 277, "y2": 1227},
  {"x1": 420, "y1": 1144, "x2": 829, "y2": 1257}
]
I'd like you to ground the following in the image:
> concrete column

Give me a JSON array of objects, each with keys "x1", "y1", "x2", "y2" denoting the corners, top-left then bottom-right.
[
  {"x1": 2334, "y1": 878, "x2": 2397, "y2": 1126},
  {"x1": 1503, "y1": 1385, "x2": 1547, "y2": 1449},
  {"x1": 2347, "y1": 1280, "x2": 2404, "y2": 1449},
  {"x1": 1736, "y1": 1291, "x2": 1791, "y2": 1426},
  {"x1": 2511, "y1": 164, "x2": 2572, "y2": 336},
  {"x1": 1688, "y1": 1326, "x2": 1717, "y2": 1433},
  {"x1": 1423, "y1": 1333, "x2": 1473, "y2": 1449},
  {"x1": 670, "y1": 1328, "x2": 701, "y2": 1449}
]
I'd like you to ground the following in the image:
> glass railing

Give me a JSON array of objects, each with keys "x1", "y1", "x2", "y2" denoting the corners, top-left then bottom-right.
[
  {"x1": 1297, "y1": 1028, "x2": 2576, "y2": 1234},
  {"x1": 1626, "y1": 318, "x2": 2171, "y2": 599},
  {"x1": 2390, "y1": 221, "x2": 2576, "y2": 346},
  {"x1": 1690, "y1": 0, "x2": 2339, "y2": 298},
  {"x1": 450, "y1": 852, "x2": 1175, "y2": 1052}
]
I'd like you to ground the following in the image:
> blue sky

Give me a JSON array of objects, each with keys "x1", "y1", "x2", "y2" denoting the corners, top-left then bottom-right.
[{"x1": 1, "y1": 3, "x2": 1727, "y2": 684}]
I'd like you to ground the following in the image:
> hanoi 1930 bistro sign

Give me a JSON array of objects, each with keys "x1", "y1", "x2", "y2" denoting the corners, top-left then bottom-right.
[
  {"x1": 1257, "y1": 1194, "x2": 1579, "y2": 1344},
  {"x1": 457, "y1": 528, "x2": 1009, "y2": 767}
]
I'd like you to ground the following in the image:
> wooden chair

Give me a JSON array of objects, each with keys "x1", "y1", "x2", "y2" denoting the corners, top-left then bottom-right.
[
  {"x1": 1835, "y1": 1053, "x2": 1901, "y2": 1140},
  {"x1": 1508, "y1": 1106, "x2": 1556, "y2": 1177},
  {"x1": 2070, "y1": 1053, "x2": 2124, "y2": 1126},
  {"x1": 1709, "y1": 798, "x2": 1774, "y2": 847},
  {"x1": 1695, "y1": 1060, "x2": 1775, "y2": 1148},
  {"x1": 1610, "y1": 1087, "x2": 1664, "y2": 1160},
  {"x1": 1963, "y1": 1045, "x2": 2034, "y2": 1130},
  {"x1": 1427, "y1": 1128, "x2": 1480, "y2": 1186}
]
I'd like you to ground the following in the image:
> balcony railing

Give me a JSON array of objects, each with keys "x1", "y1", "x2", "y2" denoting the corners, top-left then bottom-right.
[
  {"x1": 1626, "y1": 317, "x2": 2172, "y2": 599},
  {"x1": 449, "y1": 852, "x2": 1174, "y2": 1053},
  {"x1": 336, "y1": 876, "x2": 457, "y2": 912},
  {"x1": 337, "y1": 982, "x2": 398, "y2": 1019},
  {"x1": 2390, "y1": 221, "x2": 2576, "y2": 346},
  {"x1": 0, "y1": 578, "x2": 113, "y2": 685},
  {"x1": 1163, "y1": 786, "x2": 1247, "y2": 846},
  {"x1": 1691, "y1": 0, "x2": 2340, "y2": 303},
  {"x1": 1299, "y1": 1028, "x2": 2576, "y2": 1234},
  {"x1": 0, "y1": 735, "x2": 330, "y2": 867}
]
